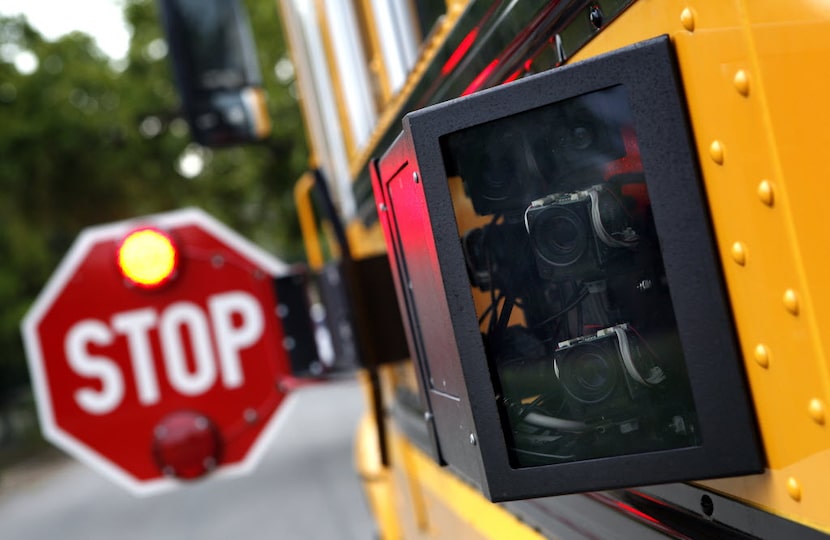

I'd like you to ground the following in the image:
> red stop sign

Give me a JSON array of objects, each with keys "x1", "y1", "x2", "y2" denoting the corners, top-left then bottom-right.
[{"x1": 22, "y1": 208, "x2": 296, "y2": 495}]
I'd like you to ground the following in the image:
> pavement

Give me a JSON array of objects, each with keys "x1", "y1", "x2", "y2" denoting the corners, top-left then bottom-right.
[{"x1": 0, "y1": 379, "x2": 376, "y2": 540}]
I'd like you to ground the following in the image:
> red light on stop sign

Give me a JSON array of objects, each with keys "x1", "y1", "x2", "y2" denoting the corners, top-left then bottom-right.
[
  {"x1": 152, "y1": 411, "x2": 222, "y2": 480},
  {"x1": 117, "y1": 227, "x2": 179, "y2": 289}
]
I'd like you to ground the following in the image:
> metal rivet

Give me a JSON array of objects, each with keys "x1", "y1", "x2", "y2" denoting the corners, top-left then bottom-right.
[
  {"x1": 787, "y1": 477, "x2": 802, "y2": 501},
  {"x1": 754, "y1": 344, "x2": 770, "y2": 369},
  {"x1": 783, "y1": 289, "x2": 799, "y2": 315},
  {"x1": 379, "y1": 202, "x2": 387, "y2": 212},
  {"x1": 680, "y1": 8, "x2": 695, "y2": 32},
  {"x1": 808, "y1": 399, "x2": 826, "y2": 425},
  {"x1": 589, "y1": 4, "x2": 604, "y2": 30},
  {"x1": 469, "y1": 433, "x2": 477, "y2": 446},
  {"x1": 734, "y1": 70, "x2": 749, "y2": 96},
  {"x1": 758, "y1": 180, "x2": 774, "y2": 206},
  {"x1": 700, "y1": 494, "x2": 714, "y2": 517},
  {"x1": 413, "y1": 171, "x2": 420, "y2": 183},
  {"x1": 709, "y1": 141, "x2": 724, "y2": 164},
  {"x1": 730, "y1": 242, "x2": 747, "y2": 266}
]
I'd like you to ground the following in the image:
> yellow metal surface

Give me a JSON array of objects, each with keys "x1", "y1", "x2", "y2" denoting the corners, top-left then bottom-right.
[
  {"x1": 293, "y1": 172, "x2": 325, "y2": 270},
  {"x1": 382, "y1": 426, "x2": 546, "y2": 540},
  {"x1": 571, "y1": 0, "x2": 830, "y2": 531},
  {"x1": 355, "y1": 411, "x2": 403, "y2": 540}
]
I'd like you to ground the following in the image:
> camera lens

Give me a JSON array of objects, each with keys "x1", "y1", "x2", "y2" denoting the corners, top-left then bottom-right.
[
  {"x1": 531, "y1": 205, "x2": 588, "y2": 267},
  {"x1": 556, "y1": 344, "x2": 617, "y2": 404},
  {"x1": 477, "y1": 131, "x2": 523, "y2": 204}
]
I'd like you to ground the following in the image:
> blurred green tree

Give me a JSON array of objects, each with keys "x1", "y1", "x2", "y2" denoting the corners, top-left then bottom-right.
[{"x1": 0, "y1": 0, "x2": 307, "y2": 402}]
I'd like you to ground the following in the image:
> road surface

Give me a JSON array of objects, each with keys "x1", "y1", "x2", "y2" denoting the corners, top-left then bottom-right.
[{"x1": 0, "y1": 380, "x2": 376, "y2": 540}]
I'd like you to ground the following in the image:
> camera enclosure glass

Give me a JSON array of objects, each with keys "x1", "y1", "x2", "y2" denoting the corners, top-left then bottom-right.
[{"x1": 372, "y1": 37, "x2": 762, "y2": 501}]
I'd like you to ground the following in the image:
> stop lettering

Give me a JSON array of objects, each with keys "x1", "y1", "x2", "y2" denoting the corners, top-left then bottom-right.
[{"x1": 66, "y1": 290, "x2": 264, "y2": 414}]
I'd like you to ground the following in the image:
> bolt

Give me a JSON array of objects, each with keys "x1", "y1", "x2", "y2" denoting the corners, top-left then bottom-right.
[
  {"x1": 758, "y1": 180, "x2": 774, "y2": 207},
  {"x1": 680, "y1": 8, "x2": 695, "y2": 32},
  {"x1": 783, "y1": 289, "x2": 799, "y2": 316},
  {"x1": 588, "y1": 5, "x2": 603, "y2": 29},
  {"x1": 730, "y1": 242, "x2": 747, "y2": 266},
  {"x1": 469, "y1": 433, "x2": 477, "y2": 446},
  {"x1": 700, "y1": 494, "x2": 714, "y2": 517},
  {"x1": 709, "y1": 141, "x2": 724, "y2": 165},
  {"x1": 734, "y1": 70, "x2": 750, "y2": 96},
  {"x1": 413, "y1": 171, "x2": 420, "y2": 183},
  {"x1": 636, "y1": 279, "x2": 653, "y2": 291},
  {"x1": 754, "y1": 344, "x2": 770, "y2": 369},
  {"x1": 787, "y1": 477, "x2": 802, "y2": 501}
]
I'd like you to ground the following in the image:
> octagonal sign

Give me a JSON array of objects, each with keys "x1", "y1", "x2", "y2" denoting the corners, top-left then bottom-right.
[{"x1": 22, "y1": 208, "x2": 298, "y2": 495}]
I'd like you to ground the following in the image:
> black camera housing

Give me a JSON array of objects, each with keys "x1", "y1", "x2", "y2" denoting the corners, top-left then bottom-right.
[{"x1": 371, "y1": 36, "x2": 762, "y2": 501}]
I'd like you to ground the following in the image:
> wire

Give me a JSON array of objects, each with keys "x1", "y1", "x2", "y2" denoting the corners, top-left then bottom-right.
[
  {"x1": 613, "y1": 325, "x2": 665, "y2": 386},
  {"x1": 588, "y1": 188, "x2": 638, "y2": 248},
  {"x1": 512, "y1": 447, "x2": 576, "y2": 461},
  {"x1": 532, "y1": 286, "x2": 588, "y2": 330},
  {"x1": 478, "y1": 292, "x2": 504, "y2": 326},
  {"x1": 523, "y1": 411, "x2": 589, "y2": 432}
]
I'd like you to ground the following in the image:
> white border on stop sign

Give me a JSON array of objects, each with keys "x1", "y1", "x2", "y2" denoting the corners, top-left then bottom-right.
[{"x1": 21, "y1": 207, "x2": 297, "y2": 496}]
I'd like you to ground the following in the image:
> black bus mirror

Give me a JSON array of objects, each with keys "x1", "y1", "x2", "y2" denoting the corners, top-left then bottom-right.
[{"x1": 158, "y1": 0, "x2": 271, "y2": 147}]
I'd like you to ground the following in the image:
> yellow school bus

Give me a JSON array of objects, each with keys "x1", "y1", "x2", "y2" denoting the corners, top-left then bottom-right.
[{"x1": 165, "y1": 0, "x2": 830, "y2": 538}]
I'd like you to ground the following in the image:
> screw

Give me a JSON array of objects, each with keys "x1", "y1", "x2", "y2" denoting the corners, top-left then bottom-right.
[
  {"x1": 700, "y1": 494, "x2": 714, "y2": 517},
  {"x1": 413, "y1": 171, "x2": 420, "y2": 183},
  {"x1": 469, "y1": 433, "x2": 477, "y2": 446},
  {"x1": 588, "y1": 5, "x2": 603, "y2": 29},
  {"x1": 636, "y1": 279, "x2": 653, "y2": 291}
]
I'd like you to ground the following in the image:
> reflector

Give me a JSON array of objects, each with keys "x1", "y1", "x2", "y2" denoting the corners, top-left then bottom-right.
[{"x1": 117, "y1": 228, "x2": 178, "y2": 288}]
